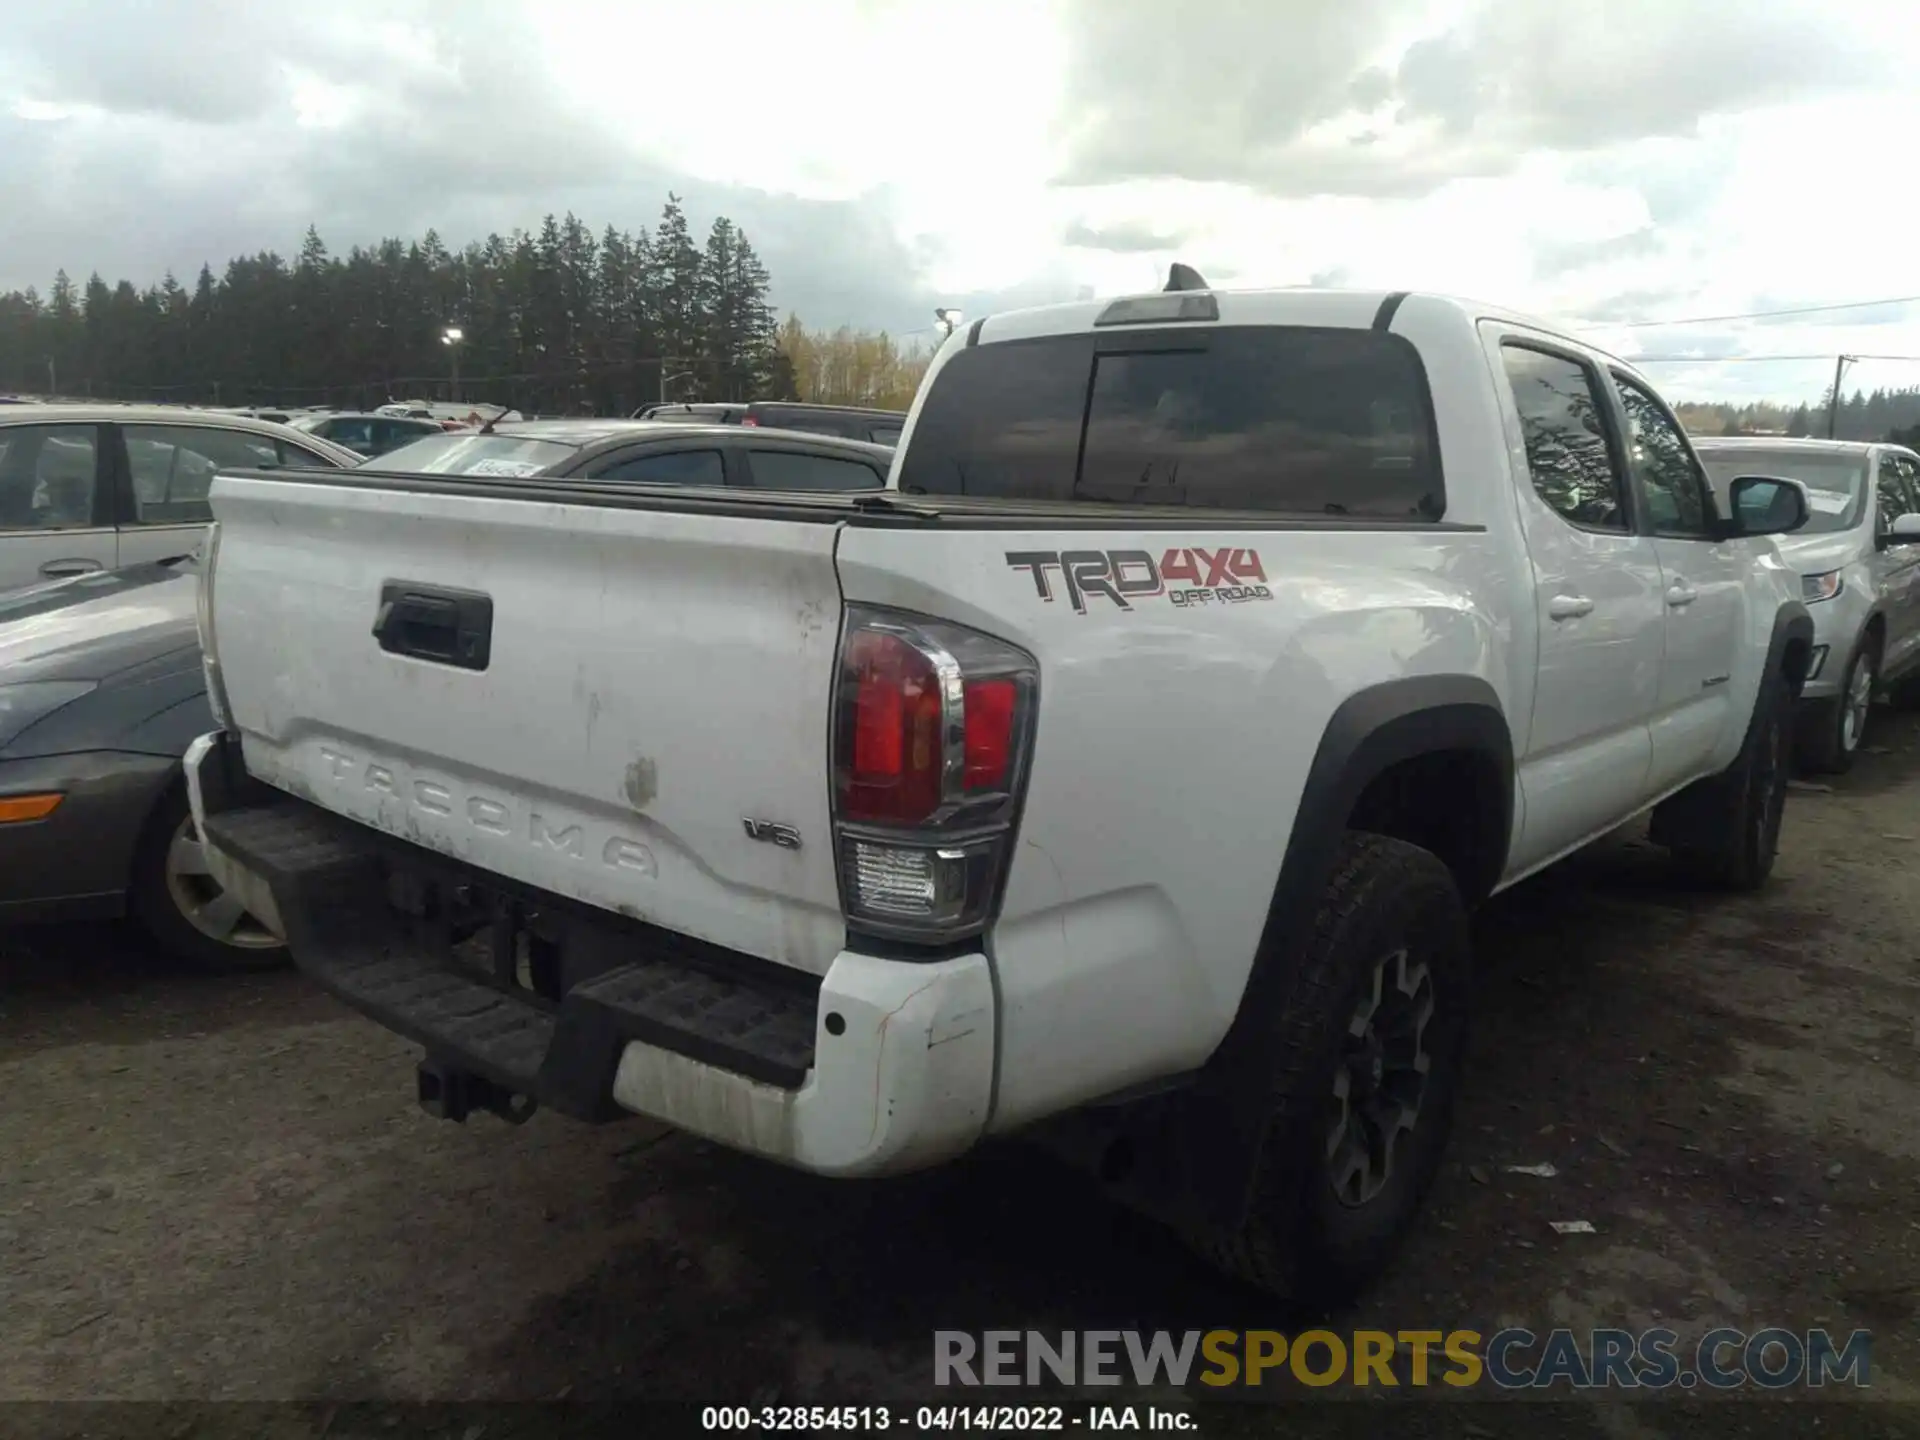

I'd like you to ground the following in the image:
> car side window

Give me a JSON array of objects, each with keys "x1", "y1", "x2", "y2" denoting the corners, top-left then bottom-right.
[
  {"x1": 1499, "y1": 346, "x2": 1627, "y2": 532},
  {"x1": 328, "y1": 418, "x2": 378, "y2": 454},
  {"x1": 0, "y1": 425, "x2": 100, "y2": 532},
  {"x1": 1613, "y1": 375, "x2": 1715, "y2": 538},
  {"x1": 275, "y1": 439, "x2": 335, "y2": 469},
  {"x1": 589, "y1": 449, "x2": 725, "y2": 485},
  {"x1": 1878, "y1": 455, "x2": 1920, "y2": 533},
  {"x1": 121, "y1": 425, "x2": 283, "y2": 525},
  {"x1": 745, "y1": 449, "x2": 887, "y2": 491}
]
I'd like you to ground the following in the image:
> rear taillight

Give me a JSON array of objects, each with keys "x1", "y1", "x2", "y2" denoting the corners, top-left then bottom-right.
[
  {"x1": 831, "y1": 606, "x2": 1037, "y2": 943},
  {"x1": 740, "y1": 415, "x2": 760, "y2": 427}
]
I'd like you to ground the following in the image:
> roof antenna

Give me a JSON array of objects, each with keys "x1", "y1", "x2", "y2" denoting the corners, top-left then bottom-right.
[{"x1": 1165, "y1": 262, "x2": 1210, "y2": 293}]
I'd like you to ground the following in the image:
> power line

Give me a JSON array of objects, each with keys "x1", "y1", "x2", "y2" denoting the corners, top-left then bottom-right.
[
  {"x1": 1597, "y1": 295, "x2": 1920, "y2": 329},
  {"x1": 1632, "y1": 352, "x2": 1920, "y2": 365}
]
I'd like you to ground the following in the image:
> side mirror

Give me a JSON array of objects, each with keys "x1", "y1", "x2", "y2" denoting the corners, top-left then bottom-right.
[
  {"x1": 1890, "y1": 513, "x2": 1920, "y2": 544},
  {"x1": 1725, "y1": 474, "x2": 1810, "y2": 537}
]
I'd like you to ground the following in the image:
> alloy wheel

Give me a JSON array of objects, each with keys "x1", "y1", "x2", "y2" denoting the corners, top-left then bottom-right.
[
  {"x1": 1841, "y1": 651, "x2": 1875, "y2": 754},
  {"x1": 1325, "y1": 946, "x2": 1435, "y2": 1208},
  {"x1": 163, "y1": 815, "x2": 281, "y2": 951}
]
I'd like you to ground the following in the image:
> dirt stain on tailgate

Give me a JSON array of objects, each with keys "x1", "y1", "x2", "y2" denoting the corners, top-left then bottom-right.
[{"x1": 623, "y1": 757, "x2": 658, "y2": 811}]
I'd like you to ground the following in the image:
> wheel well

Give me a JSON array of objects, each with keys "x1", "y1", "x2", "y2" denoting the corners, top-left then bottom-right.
[
  {"x1": 1863, "y1": 614, "x2": 1887, "y2": 655},
  {"x1": 1346, "y1": 748, "x2": 1507, "y2": 904}
]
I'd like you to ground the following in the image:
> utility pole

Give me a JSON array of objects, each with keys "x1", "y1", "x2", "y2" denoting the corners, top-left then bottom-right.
[
  {"x1": 1827, "y1": 354, "x2": 1856, "y2": 439},
  {"x1": 45, "y1": 357, "x2": 54, "y2": 396}
]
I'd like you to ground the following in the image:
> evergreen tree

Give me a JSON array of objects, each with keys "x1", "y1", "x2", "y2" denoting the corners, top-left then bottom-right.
[{"x1": 0, "y1": 198, "x2": 800, "y2": 413}]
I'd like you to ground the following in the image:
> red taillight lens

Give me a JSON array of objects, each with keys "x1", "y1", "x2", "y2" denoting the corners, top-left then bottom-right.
[
  {"x1": 842, "y1": 629, "x2": 944, "y2": 824},
  {"x1": 832, "y1": 607, "x2": 1037, "y2": 941},
  {"x1": 962, "y1": 679, "x2": 1015, "y2": 791},
  {"x1": 740, "y1": 415, "x2": 759, "y2": 426}
]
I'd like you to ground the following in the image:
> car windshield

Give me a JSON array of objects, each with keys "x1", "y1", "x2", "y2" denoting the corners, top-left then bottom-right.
[
  {"x1": 1699, "y1": 451, "x2": 1866, "y2": 534},
  {"x1": 368, "y1": 433, "x2": 576, "y2": 476}
]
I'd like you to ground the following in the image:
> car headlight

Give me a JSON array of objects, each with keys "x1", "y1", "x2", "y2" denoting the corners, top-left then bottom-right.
[
  {"x1": 1802, "y1": 570, "x2": 1843, "y2": 603},
  {"x1": 0, "y1": 680, "x2": 98, "y2": 748}
]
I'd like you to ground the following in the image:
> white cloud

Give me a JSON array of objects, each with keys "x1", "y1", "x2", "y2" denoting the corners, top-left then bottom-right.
[{"x1": 1, "y1": 0, "x2": 1917, "y2": 400}]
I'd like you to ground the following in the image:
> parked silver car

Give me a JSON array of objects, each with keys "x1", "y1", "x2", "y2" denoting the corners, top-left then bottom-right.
[
  {"x1": 1697, "y1": 437, "x2": 1920, "y2": 771},
  {"x1": 0, "y1": 406, "x2": 359, "y2": 593}
]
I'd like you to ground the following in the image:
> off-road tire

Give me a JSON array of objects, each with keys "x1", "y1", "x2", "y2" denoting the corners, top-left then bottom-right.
[
  {"x1": 129, "y1": 783, "x2": 290, "y2": 973},
  {"x1": 1179, "y1": 832, "x2": 1471, "y2": 1304},
  {"x1": 1652, "y1": 665, "x2": 1792, "y2": 891},
  {"x1": 1795, "y1": 636, "x2": 1877, "y2": 775}
]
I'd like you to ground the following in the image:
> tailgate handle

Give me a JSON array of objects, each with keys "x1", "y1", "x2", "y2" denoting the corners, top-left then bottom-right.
[{"x1": 372, "y1": 583, "x2": 493, "y2": 671}]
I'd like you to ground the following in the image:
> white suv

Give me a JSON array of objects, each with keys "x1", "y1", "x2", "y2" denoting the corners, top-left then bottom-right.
[{"x1": 1697, "y1": 438, "x2": 1920, "y2": 772}]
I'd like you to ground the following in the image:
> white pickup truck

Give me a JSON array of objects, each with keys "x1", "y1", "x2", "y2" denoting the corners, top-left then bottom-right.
[{"x1": 184, "y1": 275, "x2": 1814, "y2": 1302}]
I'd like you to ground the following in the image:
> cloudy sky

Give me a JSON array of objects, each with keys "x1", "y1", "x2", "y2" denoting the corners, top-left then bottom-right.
[{"x1": 3, "y1": 0, "x2": 1917, "y2": 402}]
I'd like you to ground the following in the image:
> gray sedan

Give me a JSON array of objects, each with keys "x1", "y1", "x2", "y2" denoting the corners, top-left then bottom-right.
[
  {"x1": 0, "y1": 559, "x2": 282, "y2": 970},
  {"x1": 0, "y1": 405, "x2": 359, "y2": 593}
]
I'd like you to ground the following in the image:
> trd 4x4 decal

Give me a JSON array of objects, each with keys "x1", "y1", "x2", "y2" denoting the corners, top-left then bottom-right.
[{"x1": 1006, "y1": 548, "x2": 1273, "y2": 614}]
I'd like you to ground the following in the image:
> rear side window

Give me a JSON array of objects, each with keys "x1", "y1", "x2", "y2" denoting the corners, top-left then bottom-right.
[
  {"x1": 745, "y1": 450, "x2": 885, "y2": 491},
  {"x1": 590, "y1": 449, "x2": 724, "y2": 485},
  {"x1": 121, "y1": 424, "x2": 289, "y2": 525},
  {"x1": 1499, "y1": 346, "x2": 1627, "y2": 532},
  {"x1": 897, "y1": 327, "x2": 1442, "y2": 518}
]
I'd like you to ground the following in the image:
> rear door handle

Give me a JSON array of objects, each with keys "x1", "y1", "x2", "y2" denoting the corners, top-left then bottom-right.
[
  {"x1": 1666, "y1": 582, "x2": 1697, "y2": 608},
  {"x1": 39, "y1": 558, "x2": 103, "y2": 578},
  {"x1": 1548, "y1": 594, "x2": 1594, "y2": 621}
]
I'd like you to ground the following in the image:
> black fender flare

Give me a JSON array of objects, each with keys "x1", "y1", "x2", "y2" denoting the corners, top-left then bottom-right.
[
  {"x1": 1766, "y1": 601, "x2": 1815, "y2": 695},
  {"x1": 1213, "y1": 671, "x2": 1512, "y2": 1059},
  {"x1": 1139, "y1": 675, "x2": 1513, "y2": 1232}
]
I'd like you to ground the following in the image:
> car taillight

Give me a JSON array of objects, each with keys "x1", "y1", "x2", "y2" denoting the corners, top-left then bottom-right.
[
  {"x1": 831, "y1": 606, "x2": 1037, "y2": 943},
  {"x1": 740, "y1": 415, "x2": 759, "y2": 427}
]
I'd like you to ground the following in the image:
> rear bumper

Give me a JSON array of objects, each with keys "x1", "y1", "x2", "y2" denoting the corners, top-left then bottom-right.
[
  {"x1": 182, "y1": 731, "x2": 995, "y2": 1177},
  {"x1": 0, "y1": 750, "x2": 179, "y2": 925}
]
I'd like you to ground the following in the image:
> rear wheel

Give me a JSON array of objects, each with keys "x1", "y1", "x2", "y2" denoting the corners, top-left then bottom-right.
[
  {"x1": 1795, "y1": 636, "x2": 1877, "y2": 775},
  {"x1": 129, "y1": 784, "x2": 288, "y2": 973},
  {"x1": 1180, "y1": 832, "x2": 1471, "y2": 1304}
]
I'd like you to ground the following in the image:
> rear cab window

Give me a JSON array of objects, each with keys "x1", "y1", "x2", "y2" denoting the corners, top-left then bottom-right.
[{"x1": 897, "y1": 327, "x2": 1443, "y2": 518}]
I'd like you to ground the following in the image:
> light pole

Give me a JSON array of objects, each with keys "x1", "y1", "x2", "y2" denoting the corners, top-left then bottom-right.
[
  {"x1": 660, "y1": 366, "x2": 695, "y2": 404},
  {"x1": 441, "y1": 326, "x2": 464, "y2": 403},
  {"x1": 934, "y1": 308, "x2": 964, "y2": 342}
]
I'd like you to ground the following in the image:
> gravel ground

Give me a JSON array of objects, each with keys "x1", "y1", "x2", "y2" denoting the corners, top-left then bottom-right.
[{"x1": 6, "y1": 715, "x2": 1920, "y2": 1436}]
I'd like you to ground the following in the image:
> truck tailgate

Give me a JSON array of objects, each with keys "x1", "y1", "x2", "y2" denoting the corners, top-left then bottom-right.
[{"x1": 206, "y1": 473, "x2": 847, "y2": 974}]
